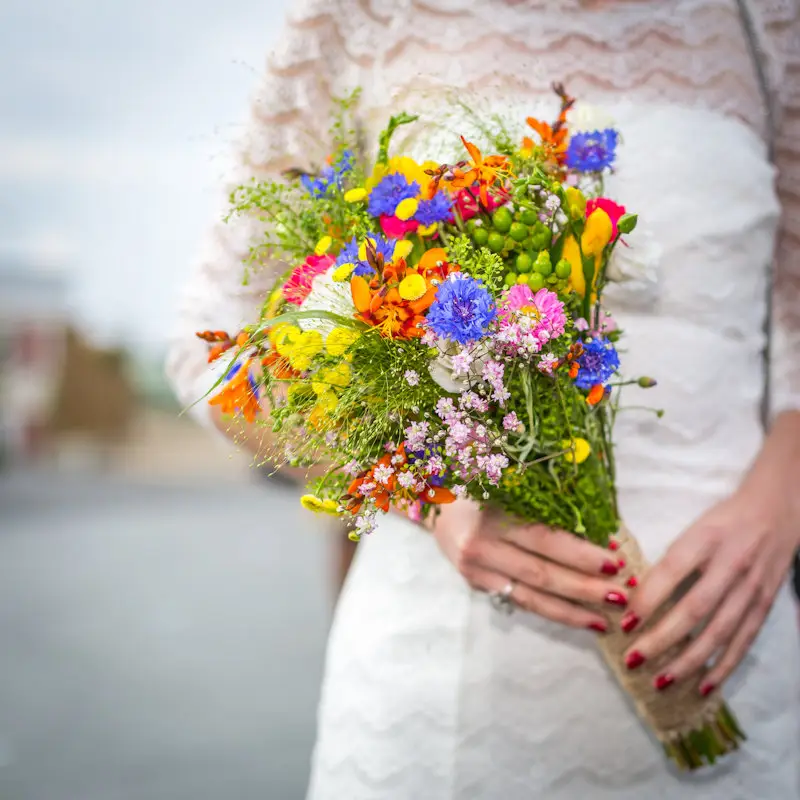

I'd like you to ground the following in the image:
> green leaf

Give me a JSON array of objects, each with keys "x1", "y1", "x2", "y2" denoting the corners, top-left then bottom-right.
[{"x1": 376, "y1": 112, "x2": 419, "y2": 164}]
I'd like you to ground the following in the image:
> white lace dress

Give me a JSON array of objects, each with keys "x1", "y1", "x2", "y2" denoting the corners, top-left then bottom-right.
[{"x1": 165, "y1": 1, "x2": 800, "y2": 796}]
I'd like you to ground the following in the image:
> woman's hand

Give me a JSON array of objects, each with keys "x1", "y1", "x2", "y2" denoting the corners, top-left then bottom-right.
[
  {"x1": 430, "y1": 497, "x2": 630, "y2": 632},
  {"x1": 622, "y1": 411, "x2": 800, "y2": 695}
]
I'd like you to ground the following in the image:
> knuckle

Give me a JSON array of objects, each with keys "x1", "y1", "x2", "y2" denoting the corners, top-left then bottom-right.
[
  {"x1": 455, "y1": 536, "x2": 483, "y2": 574},
  {"x1": 521, "y1": 559, "x2": 548, "y2": 589}
]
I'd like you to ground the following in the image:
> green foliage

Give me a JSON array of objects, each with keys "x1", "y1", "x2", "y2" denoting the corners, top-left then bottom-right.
[{"x1": 446, "y1": 235, "x2": 506, "y2": 293}]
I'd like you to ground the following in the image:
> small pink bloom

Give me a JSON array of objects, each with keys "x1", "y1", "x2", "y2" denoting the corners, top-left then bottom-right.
[
  {"x1": 586, "y1": 197, "x2": 626, "y2": 240},
  {"x1": 282, "y1": 254, "x2": 335, "y2": 305},
  {"x1": 380, "y1": 214, "x2": 419, "y2": 239}
]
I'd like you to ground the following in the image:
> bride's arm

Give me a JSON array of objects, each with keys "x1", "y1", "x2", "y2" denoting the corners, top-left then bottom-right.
[
  {"x1": 165, "y1": 1, "x2": 343, "y2": 465},
  {"x1": 618, "y1": 14, "x2": 800, "y2": 695}
]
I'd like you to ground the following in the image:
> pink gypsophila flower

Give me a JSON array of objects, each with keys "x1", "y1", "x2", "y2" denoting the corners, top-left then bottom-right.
[{"x1": 282, "y1": 254, "x2": 335, "y2": 305}]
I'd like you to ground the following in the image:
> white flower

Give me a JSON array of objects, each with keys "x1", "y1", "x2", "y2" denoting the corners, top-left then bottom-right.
[
  {"x1": 297, "y1": 268, "x2": 354, "y2": 337},
  {"x1": 568, "y1": 102, "x2": 616, "y2": 134}
]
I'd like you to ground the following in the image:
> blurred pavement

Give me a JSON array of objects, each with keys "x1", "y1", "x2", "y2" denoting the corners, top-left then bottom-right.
[{"x1": 0, "y1": 467, "x2": 333, "y2": 800}]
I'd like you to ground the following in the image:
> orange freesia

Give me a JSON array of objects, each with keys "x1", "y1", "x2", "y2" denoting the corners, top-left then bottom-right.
[
  {"x1": 343, "y1": 444, "x2": 456, "y2": 514},
  {"x1": 208, "y1": 359, "x2": 260, "y2": 423},
  {"x1": 448, "y1": 137, "x2": 510, "y2": 206}
]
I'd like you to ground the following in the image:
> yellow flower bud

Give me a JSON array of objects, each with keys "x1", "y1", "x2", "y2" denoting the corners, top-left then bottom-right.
[
  {"x1": 392, "y1": 240, "x2": 414, "y2": 261},
  {"x1": 344, "y1": 187, "x2": 368, "y2": 203},
  {"x1": 564, "y1": 187, "x2": 586, "y2": 219},
  {"x1": 398, "y1": 273, "x2": 427, "y2": 301},
  {"x1": 395, "y1": 197, "x2": 419, "y2": 221},
  {"x1": 314, "y1": 235, "x2": 332, "y2": 256},
  {"x1": 581, "y1": 208, "x2": 613, "y2": 256},
  {"x1": 418, "y1": 223, "x2": 438, "y2": 236},
  {"x1": 326, "y1": 327, "x2": 360, "y2": 357},
  {"x1": 332, "y1": 262, "x2": 356, "y2": 281},
  {"x1": 562, "y1": 437, "x2": 591, "y2": 464}
]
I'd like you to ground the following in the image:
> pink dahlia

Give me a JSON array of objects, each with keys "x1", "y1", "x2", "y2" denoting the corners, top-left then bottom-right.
[
  {"x1": 282, "y1": 254, "x2": 335, "y2": 306},
  {"x1": 586, "y1": 197, "x2": 626, "y2": 240}
]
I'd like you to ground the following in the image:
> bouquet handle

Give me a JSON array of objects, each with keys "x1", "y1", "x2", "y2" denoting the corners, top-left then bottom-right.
[{"x1": 590, "y1": 526, "x2": 745, "y2": 770}]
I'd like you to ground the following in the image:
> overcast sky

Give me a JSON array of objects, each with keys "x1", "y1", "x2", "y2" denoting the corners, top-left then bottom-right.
[{"x1": 1, "y1": 0, "x2": 289, "y2": 355}]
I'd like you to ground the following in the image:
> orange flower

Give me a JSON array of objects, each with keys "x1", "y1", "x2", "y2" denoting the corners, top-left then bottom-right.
[
  {"x1": 350, "y1": 243, "x2": 453, "y2": 339},
  {"x1": 524, "y1": 83, "x2": 575, "y2": 166},
  {"x1": 448, "y1": 137, "x2": 510, "y2": 206},
  {"x1": 586, "y1": 384, "x2": 605, "y2": 406},
  {"x1": 208, "y1": 359, "x2": 261, "y2": 423},
  {"x1": 343, "y1": 444, "x2": 456, "y2": 514},
  {"x1": 568, "y1": 361, "x2": 580, "y2": 379}
]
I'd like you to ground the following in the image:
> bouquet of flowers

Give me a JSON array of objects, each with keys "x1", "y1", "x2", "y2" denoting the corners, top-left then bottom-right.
[{"x1": 197, "y1": 87, "x2": 744, "y2": 768}]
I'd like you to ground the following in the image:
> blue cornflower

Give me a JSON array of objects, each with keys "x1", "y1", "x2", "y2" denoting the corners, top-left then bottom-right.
[
  {"x1": 575, "y1": 337, "x2": 620, "y2": 389},
  {"x1": 301, "y1": 149, "x2": 354, "y2": 197},
  {"x1": 427, "y1": 274, "x2": 497, "y2": 345},
  {"x1": 565, "y1": 129, "x2": 618, "y2": 172},
  {"x1": 335, "y1": 235, "x2": 396, "y2": 277},
  {"x1": 415, "y1": 191, "x2": 453, "y2": 226},
  {"x1": 368, "y1": 174, "x2": 419, "y2": 217}
]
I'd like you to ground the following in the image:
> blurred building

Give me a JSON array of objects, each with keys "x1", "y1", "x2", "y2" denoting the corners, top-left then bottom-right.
[
  {"x1": 0, "y1": 261, "x2": 69, "y2": 463},
  {"x1": 0, "y1": 261, "x2": 137, "y2": 468}
]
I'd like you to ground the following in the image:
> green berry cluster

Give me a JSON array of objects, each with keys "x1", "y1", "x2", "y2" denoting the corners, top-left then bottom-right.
[{"x1": 467, "y1": 206, "x2": 572, "y2": 293}]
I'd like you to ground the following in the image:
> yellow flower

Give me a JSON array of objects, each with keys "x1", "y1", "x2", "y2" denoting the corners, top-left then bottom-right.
[
  {"x1": 395, "y1": 197, "x2": 419, "y2": 221},
  {"x1": 285, "y1": 329, "x2": 323, "y2": 372},
  {"x1": 581, "y1": 208, "x2": 613, "y2": 256},
  {"x1": 314, "y1": 235, "x2": 332, "y2": 256},
  {"x1": 392, "y1": 240, "x2": 414, "y2": 261},
  {"x1": 332, "y1": 262, "x2": 356, "y2": 281},
  {"x1": 326, "y1": 327, "x2": 360, "y2": 357},
  {"x1": 562, "y1": 437, "x2": 591, "y2": 464},
  {"x1": 272, "y1": 324, "x2": 301, "y2": 357},
  {"x1": 398, "y1": 273, "x2": 427, "y2": 301},
  {"x1": 418, "y1": 223, "x2": 438, "y2": 237},
  {"x1": 314, "y1": 388, "x2": 339, "y2": 411},
  {"x1": 300, "y1": 494, "x2": 342, "y2": 515},
  {"x1": 564, "y1": 187, "x2": 586, "y2": 219},
  {"x1": 344, "y1": 187, "x2": 367, "y2": 203},
  {"x1": 312, "y1": 363, "x2": 351, "y2": 395},
  {"x1": 300, "y1": 494, "x2": 325, "y2": 512}
]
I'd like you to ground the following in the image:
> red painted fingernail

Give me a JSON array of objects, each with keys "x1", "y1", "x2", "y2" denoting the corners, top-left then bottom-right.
[
  {"x1": 620, "y1": 611, "x2": 641, "y2": 633},
  {"x1": 626, "y1": 576, "x2": 638, "y2": 588},
  {"x1": 699, "y1": 681, "x2": 715, "y2": 697},
  {"x1": 601, "y1": 559, "x2": 619, "y2": 576},
  {"x1": 655, "y1": 673, "x2": 675, "y2": 691},
  {"x1": 625, "y1": 650, "x2": 646, "y2": 670},
  {"x1": 617, "y1": 559, "x2": 626, "y2": 569},
  {"x1": 608, "y1": 540, "x2": 619, "y2": 551},
  {"x1": 605, "y1": 591, "x2": 628, "y2": 607},
  {"x1": 588, "y1": 621, "x2": 608, "y2": 633}
]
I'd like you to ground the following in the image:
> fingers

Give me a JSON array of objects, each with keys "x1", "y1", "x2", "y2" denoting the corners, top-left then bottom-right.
[
  {"x1": 700, "y1": 605, "x2": 766, "y2": 693},
  {"x1": 626, "y1": 532, "x2": 712, "y2": 630},
  {"x1": 622, "y1": 557, "x2": 733, "y2": 667},
  {"x1": 501, "y1": 523, "x2": 622, "y2": 577},
  {"x1": 482, "y1": 539, "x2": 629, "y2": 608},
  {"x1": 471, "y1": 566, "x2": 609, "y2": 631},
  {"x1": 651, "y1": 580, "x2": 754, "y2": 686}
]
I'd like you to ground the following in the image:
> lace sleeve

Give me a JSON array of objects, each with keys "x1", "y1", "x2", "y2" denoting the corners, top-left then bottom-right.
[
  {"x1": 767, "y1": 3, "x2": 800, "y2": 417},
  {"x1": 164, "y1": 0, "x2": 347, "y2": 425}
]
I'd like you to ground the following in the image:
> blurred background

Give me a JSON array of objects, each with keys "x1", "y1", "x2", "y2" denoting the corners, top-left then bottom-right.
[{"x1": 0, "y1": 1, "x2": 340, "y2": 798}]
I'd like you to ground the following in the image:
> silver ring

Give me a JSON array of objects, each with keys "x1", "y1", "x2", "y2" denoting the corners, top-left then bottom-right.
[{"x1": 489, "y1": 580, "x2": 517, "y2": 615}]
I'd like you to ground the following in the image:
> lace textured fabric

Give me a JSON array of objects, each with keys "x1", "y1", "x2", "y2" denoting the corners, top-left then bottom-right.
[
  {"x1": 164, "y1": 2, "x2": 800, "y2": 798},
  {"x1": 166, "y1": 0, "x2": 800, "y2": 421}
]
